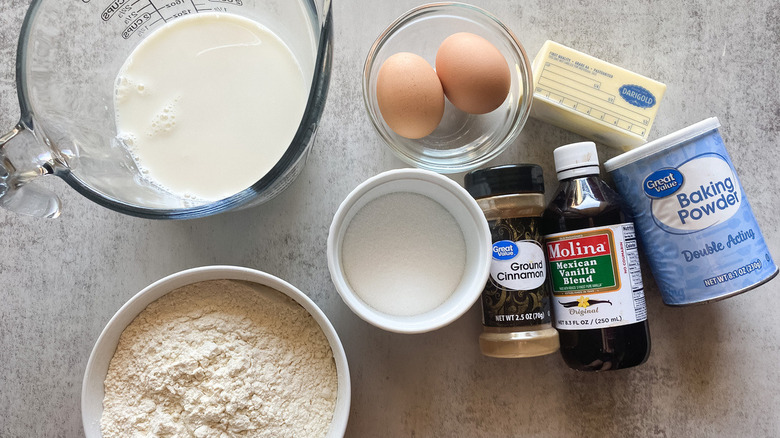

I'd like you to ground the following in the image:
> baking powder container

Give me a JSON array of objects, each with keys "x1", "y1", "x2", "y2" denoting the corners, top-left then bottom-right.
[{"x1": 604, "y1": 118, "x2": 777, "y2": 305}]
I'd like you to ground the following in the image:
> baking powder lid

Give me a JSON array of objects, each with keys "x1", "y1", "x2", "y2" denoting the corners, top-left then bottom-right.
[{"x1": 604, "y1": 117, "x2": 721, "y2": 172}]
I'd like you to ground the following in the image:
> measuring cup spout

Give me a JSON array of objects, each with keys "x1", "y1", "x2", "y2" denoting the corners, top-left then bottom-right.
[{"x1": 0, "y1": 120, "x2": 65, "y2": 218}]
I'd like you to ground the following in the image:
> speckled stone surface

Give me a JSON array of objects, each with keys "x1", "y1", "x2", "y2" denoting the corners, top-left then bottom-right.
[{"x1": 1, "y1": 0, "x2": 779, "y2": 437}]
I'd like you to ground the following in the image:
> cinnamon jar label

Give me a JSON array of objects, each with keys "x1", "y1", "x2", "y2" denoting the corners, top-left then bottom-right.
[{"x1": 483, "y1": 217, "x2": 552, "y2": 327}]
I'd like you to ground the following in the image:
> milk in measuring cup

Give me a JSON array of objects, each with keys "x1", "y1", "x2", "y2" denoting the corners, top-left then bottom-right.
[{"x1": 115, "y1": 13, "x2": 308, "y2": 201}]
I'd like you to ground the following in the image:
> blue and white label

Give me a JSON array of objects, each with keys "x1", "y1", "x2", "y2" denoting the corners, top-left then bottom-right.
[
  {"x1": 607, "y1": 122, "x2": 777, "y2": 305},
  {"x1": 492, "y1": 241, "x2": 518, "y2": 260},
  {"x1": 619, "y1": 84, "x2": 657, "y2": 108},
  {"x1": 490, "y1": 240, "x2": 546, "y2": 291},
  {"x1": 650, "y1": 155, "x2": 740, "y2": 232},
  {"x1": 643, "y1": 168, "x2": 683, "y2": 198}
]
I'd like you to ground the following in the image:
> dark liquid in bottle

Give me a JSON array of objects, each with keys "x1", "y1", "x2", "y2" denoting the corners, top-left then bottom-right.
[{"x1": 543, "y1": 175, "x2": 651, "y2": 371}]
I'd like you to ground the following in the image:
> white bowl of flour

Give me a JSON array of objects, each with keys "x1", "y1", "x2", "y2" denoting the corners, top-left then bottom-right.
[{"x1": 82, "y1": 266, "x2": 350, "y2": 437}]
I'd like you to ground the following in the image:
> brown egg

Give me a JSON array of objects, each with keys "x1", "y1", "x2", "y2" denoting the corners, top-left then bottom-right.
[
  {"x1": 376, "y1": 52, "x2": 445, "y2": 139},
  {"x1": 435, "y1": 32, "x2": 511, "y2": 114}
]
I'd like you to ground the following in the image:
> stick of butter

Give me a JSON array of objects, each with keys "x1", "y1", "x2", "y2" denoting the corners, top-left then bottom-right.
[{"x1": 531, "y1": 41, "x2": 666, "y2": 150}]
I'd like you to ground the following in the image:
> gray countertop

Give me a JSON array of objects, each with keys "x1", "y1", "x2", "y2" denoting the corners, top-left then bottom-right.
[{"x1": 2, "y1": 0, "x2": 779, "y2": 436}]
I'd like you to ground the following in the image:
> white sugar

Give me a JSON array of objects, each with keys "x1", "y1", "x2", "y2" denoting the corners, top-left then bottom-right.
[{"x1": 341, "y1": 192, "x2": 466, "y2": 316}]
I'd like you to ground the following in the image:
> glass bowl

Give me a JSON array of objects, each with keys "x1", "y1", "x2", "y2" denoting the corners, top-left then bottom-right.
[{"x1": 362, "y1": 2, "x2": 533, "y2": 173}]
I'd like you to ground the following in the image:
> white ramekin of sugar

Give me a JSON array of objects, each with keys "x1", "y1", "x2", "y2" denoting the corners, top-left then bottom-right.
[
  {"x1": 327, "y1": 168, "x2": 492, "y2": 334},
  {"x1": 82, "y1": 266, "x2": 351, "y2": 438}
]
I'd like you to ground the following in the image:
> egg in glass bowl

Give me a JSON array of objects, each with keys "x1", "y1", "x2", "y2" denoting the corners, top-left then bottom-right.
[{"x1": 363, "y1": 2, "x2": 533, "y2": 173}]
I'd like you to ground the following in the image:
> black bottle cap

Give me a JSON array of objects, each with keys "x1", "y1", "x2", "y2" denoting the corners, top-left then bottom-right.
[{"x1": 464, "y1": 164, "x2": 545, "y2": 198}]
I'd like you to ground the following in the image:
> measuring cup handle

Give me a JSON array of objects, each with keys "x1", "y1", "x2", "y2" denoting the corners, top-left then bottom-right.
[{"x1": 0, "y1": 122, "x2": 62, "y2": 218}]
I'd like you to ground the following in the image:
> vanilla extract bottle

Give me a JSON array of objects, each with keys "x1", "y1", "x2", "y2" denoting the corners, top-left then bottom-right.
[{"x1": 542, "y1": 142, "x2": 650, "y2": 371}]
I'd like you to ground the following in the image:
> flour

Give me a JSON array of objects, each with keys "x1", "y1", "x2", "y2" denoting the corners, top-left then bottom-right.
[{"x1": 100, "y1": 280, "x2": 338, "y2": 438}]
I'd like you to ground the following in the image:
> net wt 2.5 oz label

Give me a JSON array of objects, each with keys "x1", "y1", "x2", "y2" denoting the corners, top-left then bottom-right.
[{"x1": 544, "y1": 223, "x2": 647, "y2": 330}]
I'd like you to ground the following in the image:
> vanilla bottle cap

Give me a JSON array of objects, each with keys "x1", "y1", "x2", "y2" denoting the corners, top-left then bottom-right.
[{"x1": 553, "y1": 141, "x2": 600, "y2": 180}]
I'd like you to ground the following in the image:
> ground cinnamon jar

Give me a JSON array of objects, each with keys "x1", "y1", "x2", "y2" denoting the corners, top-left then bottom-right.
[{"x1": 465, "y1": 164, "x2": 559, "y2": 358}]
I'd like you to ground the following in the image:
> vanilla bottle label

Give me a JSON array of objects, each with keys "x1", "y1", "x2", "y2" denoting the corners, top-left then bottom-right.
[{"x1": 544, "y1": 223, "x2": 647, "y2": 330}]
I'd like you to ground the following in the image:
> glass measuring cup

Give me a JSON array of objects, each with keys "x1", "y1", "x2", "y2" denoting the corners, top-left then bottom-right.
[{"x1": 0, "y1": 0, "x2": 333, "y2": 218}]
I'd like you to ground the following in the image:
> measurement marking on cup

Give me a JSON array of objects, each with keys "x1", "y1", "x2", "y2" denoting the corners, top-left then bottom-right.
[
  {"x1": 102, "y1": 0, "x2": 132, "y2": 21},
  {"x1": 121, "y1": 12, "x2": 153, "y2": 39},
  {"x1": 118, "y1": 3, "x2": 151, "y2": 25},
  {"x1": 147, "y1": 0, "x2": 166, "y2": 22},
  {"x1": 114, "y1": 1, "x2": 161, "y2": 38},
  {"x1": 115, "y1": 0, "x2": 242, "y2": 39},
  {"x1": 162, "y1": 0, "x2": 184, "y2": 9}
]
